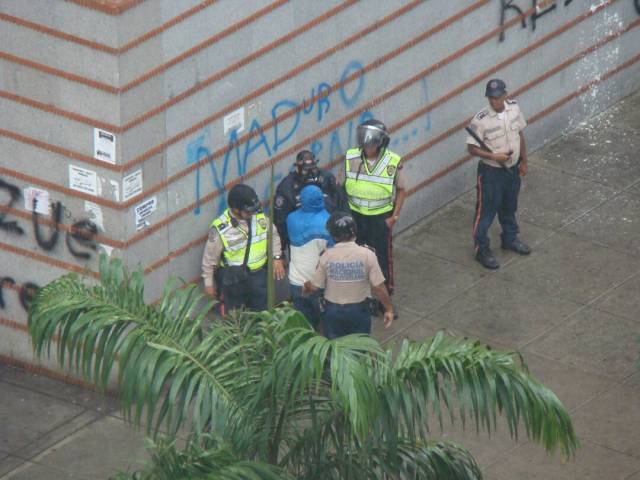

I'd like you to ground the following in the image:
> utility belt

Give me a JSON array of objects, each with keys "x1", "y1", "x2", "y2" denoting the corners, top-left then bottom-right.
[{"x1": 323, "y1": 298, "x2": 372, "y2": 310}]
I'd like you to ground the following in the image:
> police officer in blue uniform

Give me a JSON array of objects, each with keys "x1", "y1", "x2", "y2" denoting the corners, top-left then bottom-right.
[{"x1": 466, "y1": 79, "x2": 531, "y2": 269}]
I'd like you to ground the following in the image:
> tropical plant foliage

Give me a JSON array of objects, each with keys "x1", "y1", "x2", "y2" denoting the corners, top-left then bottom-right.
[{"x1": 28, "y1": 255, "x2": 578, "y2": 479}]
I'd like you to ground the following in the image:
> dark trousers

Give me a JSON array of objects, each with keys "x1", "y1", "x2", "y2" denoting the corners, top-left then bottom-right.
[
  {"x1": 322, "y1": 301, "x2": 371, "y2": 339},
  {"x1": 351, "y1": 210, "x2": 394, "y2": 294},
  {"x1": 289, "y1": 284, "x2": 321, "y2": 329},
  {"x1": 221, "y1": 268, "x2": 267, "y2": 313},
  {"x1": 473, "y1": 162, "x2": 521, "y2": 252}
]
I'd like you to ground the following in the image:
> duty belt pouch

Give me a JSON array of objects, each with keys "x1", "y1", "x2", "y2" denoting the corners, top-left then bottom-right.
[{"x1": 221, "y1": 222, "x2": 252, "y2": 292}]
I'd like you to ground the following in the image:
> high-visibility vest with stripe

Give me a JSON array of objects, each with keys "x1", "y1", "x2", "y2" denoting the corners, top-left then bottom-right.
[
  {"x1": 344, "y1": 148, "x2": 401, "y2": 215},
  {"x1": 211, "y1": 209, "x2": 268, "y2": 271}
]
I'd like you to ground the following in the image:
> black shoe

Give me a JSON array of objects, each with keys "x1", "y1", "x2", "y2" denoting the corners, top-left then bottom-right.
[
  {"x1": 501, "y1": 239, "x2": 531, "y2": 255},
  {"x1": 475, "y1": 248, "x2": 499, "y2": 269}
]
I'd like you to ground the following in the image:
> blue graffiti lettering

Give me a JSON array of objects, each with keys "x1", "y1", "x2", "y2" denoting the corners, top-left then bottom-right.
[
  {"x1": 339, "y1": 60, "x2": 366, "y2": 109},
  {"x1": 271, "y1": 99, "x2": 301, "y2": 153},
  {"x1": 243, "y1": 119, "x2": 271, "y2": 169},
  {"x1": 187, "y1": 59, "x2": 370, "y2": 215}
]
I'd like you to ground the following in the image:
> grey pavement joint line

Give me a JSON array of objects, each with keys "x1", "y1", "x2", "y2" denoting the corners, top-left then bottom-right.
[{"x1": 3, "y1": 410, "x2": 105, "y2": 477}]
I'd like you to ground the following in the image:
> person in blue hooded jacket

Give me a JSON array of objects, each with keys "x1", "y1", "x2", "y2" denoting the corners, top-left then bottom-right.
[{"x1": 287, "y1": 185, "x2": 334, "y2": 329}]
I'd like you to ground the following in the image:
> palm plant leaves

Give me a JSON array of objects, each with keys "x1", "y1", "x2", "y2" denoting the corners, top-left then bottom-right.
[{"x1": 28, "y1": 255, "x2": 578, "y2": 479}]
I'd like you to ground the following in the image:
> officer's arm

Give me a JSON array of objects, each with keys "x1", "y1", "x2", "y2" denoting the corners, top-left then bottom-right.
[
  {"x1": 273, "y1": 189, "x2": 291, "y2": 248},
  {"x1": 303, "y1": 280, "x2": 319, "y2": 295},
  {"x1": 371, "y1": 282, "x2": 393, "y2": 317},
  {"x1": 202, "y1": 230, "x2": 223, "y2": 296},
  {"x1": 519, "y1": 132, "x2": 527, "y2": 163},
  {"x1": 392, "y1": 166, "x2": 408, "y2": 221},
  {"x1": 324, "y1": 173, "x2": 348, "y2": 211}
]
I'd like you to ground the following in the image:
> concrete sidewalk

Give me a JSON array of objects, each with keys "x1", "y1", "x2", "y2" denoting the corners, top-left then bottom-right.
[{"x1": 2, "y1": 90, "x2": 640, "y2": 479}]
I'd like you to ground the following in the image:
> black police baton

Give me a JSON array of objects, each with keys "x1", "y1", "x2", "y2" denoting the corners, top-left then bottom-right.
[{"x1": 465, "y1": 126, "x2": 513, "y2": 175}]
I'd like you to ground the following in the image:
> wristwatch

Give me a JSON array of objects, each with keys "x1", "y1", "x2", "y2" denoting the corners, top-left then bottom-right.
[{"x1": 273, "y1": 254, "x2": 283, "y2": 260}]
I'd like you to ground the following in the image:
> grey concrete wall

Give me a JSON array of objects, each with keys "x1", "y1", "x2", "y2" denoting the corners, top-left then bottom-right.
[{"x1": 1, "y1": 0, "x2": 639, "y2": 377}]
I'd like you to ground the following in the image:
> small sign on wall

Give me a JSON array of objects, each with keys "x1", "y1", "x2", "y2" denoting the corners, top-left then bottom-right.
[
  {"x1": 24, "y1": 187, "x2": 50, "y2": 215},
  {"x1": 135, "y1": 196, "x2": 157, "y2": 231},
  {"x1": 223, "y1": 107, "x2": 245, "y2": 135},
  {"x1": 69, "y1": 165, "x2": 99, "y2": 196},
  {"x1": 94, "y1": 128, "x2": 116, "y2": 164},
  {"x1": 122, "y1": 169, "x2": 143, "y2": 201}
]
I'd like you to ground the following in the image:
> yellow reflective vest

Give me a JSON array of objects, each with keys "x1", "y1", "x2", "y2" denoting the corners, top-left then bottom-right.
[
  {"x1": 211, "y1": 209, "x2": 268, "y2": 271},
  {"x1": 344, "y1": 148, "x2": 401, "y2": 215}
]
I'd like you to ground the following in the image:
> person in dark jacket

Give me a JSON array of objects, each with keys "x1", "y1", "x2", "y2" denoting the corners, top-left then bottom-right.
[
  {"x1": 273, "y1": 150, "x2": 345, "y2": 250},
  {"x1": 286, "y1": 185, "x2": 334, "y2": 329}
]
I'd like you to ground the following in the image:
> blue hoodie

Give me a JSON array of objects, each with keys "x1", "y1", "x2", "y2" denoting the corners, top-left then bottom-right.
[
  {"x1": 286, "y1": 185, "x2": 333, "y2": 247},
  {"x1": 287, "y1": 185, "x2": 333, "y2": 286}
]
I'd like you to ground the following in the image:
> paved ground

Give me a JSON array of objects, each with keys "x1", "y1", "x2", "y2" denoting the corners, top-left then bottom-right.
[{"x1": 2, "y1": 89, "x2": 640, "y2": 479}]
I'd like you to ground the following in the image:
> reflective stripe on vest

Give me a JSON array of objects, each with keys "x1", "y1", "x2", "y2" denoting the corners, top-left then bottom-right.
[
  {"x1": 211, "y1": 209, "x2": 268, "y2": 271},
  {"x1": 344, "y1": 148, "x2": 401, "y2": 215}
]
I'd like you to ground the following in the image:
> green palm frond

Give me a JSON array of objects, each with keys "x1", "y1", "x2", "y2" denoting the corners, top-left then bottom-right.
[
  {"x1": 381, "y1": 332, "x2": 579, "y2": 458},
  {"x1": 291, "y1": 438, "x2": 481, "y2": 480},
  {"x1": 28, "y1": 256, "x2": 256, "y2": 438},
  {"x1": 111, "y1": 434, "x2": 291, "y2": 480}
]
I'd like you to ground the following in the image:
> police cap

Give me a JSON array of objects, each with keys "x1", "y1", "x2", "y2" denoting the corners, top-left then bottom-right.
[
  {"x1": 485, "y1": 78, "x2": 507, "y2": 98},
  {"x1": 228, "y1": 184, "x2": 261, "y2": 213},
  {"x1": 326, "y1": 211, "x2": 357, "y2": 241}
]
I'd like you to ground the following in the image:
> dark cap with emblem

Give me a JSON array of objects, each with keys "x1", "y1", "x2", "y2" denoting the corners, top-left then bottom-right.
[
  {"x1": 485, "y1": 78, "x2": 507, "y2": 98},
  {"x1": 228, "y1": 184, "x2": 261, "y2": 213}
]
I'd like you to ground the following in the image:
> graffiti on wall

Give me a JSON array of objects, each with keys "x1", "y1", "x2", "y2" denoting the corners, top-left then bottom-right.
[
  {"x1": 0, "y1": 177, "x2": 99, "y2": 311},
  {"x1": 499, "y1": 0, "x2": 575, "y2": 42},
  {"x1": 188, "y1": 60, "x2": 374, "y2": 217}
]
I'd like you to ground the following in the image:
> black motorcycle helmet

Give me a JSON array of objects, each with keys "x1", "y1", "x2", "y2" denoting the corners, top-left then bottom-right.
[
  {"x1": 326, "y1": 211, "x2": 357, "y2": 242},
  {"x1": 295, "y1": 150, "x2": 321, "y2": 185},
  {"x1": 356, "y1": 119, "x2": 390, "y2": 152}
]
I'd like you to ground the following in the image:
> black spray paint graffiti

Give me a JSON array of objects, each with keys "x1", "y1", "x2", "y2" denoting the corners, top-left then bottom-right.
[
  {"x1": 0, "y1": 178, "x2": 99, "y2": 312},
  {"x1": 0, "y1": 179, "x2": 25, "y2": 235},
  {"x1": 635, "y1": 0, "x2": 640, "y2": 14},
  {"x1": 0, "y1": 277, "x2": 39, "y2": 312},
  {"x1": 499, "y1": 0, "x2": 574, "y2": 42},
  {"x1": 1, "y1": 179, "x2": 98, "y2": 259}
]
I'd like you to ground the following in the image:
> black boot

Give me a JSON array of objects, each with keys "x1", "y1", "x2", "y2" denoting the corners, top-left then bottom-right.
[
  {"x1": 475, "y1": 248, "x2": 499, "y2": 269},
  {"x1": 501, "y1": 239, "x2": 531, "y2": 255}
]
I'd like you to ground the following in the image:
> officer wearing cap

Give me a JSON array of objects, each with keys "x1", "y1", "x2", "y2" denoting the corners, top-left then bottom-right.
[
  {"x1": 303, "y1": 211, "x2": 394, "y2": 339},
  {"x1": 466, "y1": 79, "x2": 531, "y2": 269},
  {"x1": 273, "y1": 150, "x2": 345, "y2": 250},
  {"x1": 201, "y1": 184, "x2": 286, "y2": 312},
  {"x1": 337, "y1": 119, "x2": 407, "y2": 298}
]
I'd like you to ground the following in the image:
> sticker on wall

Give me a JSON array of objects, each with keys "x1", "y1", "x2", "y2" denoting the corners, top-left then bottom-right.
[
  {"x1": 110, "y1": 180, "x2": 120, "y2": 202},
  {"x1": 69, "y1": 165, "x2": 98, "y2": 196},
  {"x1": 122, "y1": 169, "x2": 143, "y2": 201},
  {"x1": 24, "y1": 187, "x2": 50, "y2": 215},
  {"x1": 93, "y1": 128, "x2": 116, "y2": 164},
  {"x1": 223, "y1": 107, "x2": 245, "y2": 135},
  {"x1": 135, "y1": 196, "x2": 157, "y2": 231},
  {"x1": 84, "y1": 201, "x2": 104, "y2": 231}
]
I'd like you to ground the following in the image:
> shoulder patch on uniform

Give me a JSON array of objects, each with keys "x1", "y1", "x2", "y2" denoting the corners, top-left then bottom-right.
[
  {"x1": 387, "y1": 165, "x2": 396, "y2": 176},
  {"x1": 506, "y1": 99, "x2": 518, "y2": 105},
  {"x1": 274, "y1": 195, "x2": 285, "y2": 208},
  {"x1": 476, "y1": 109, "x2": 489, "y2": 120},
  {"x1": 257, "y1": 218, "x2": 267, "y2": 229},
  {"x1": 208, "y1": 229, "x2": 219, "y2": 242}
]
